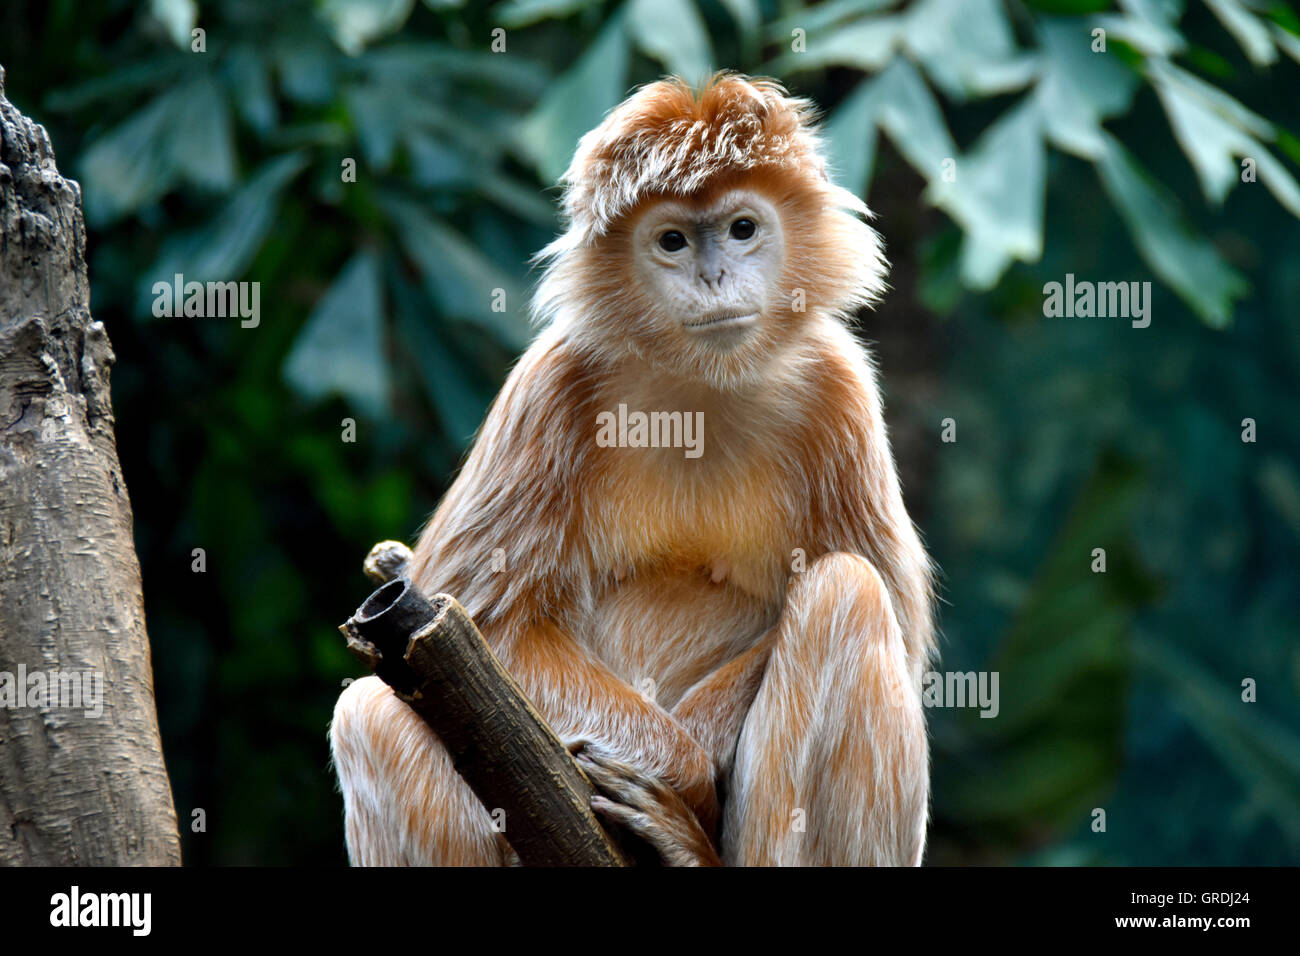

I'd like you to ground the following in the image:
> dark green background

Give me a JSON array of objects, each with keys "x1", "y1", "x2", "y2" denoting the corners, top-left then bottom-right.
[{"x1": 2, "y1": 0, "x2": 1297, "y2": 865}]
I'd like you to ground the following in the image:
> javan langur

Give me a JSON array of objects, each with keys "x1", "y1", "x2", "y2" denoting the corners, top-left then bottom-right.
[{"x1": 331, "y1": 74, "x2": 935, "y2": 866}]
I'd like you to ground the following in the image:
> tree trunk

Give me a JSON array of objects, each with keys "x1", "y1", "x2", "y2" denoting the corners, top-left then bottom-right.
[{"x1": 0, "y1": 65, "x2": 181, "y2": 865}]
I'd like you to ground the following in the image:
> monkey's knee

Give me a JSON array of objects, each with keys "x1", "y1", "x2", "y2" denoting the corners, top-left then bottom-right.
[
  {"x1": 330, "y1": 675, "x2": 506, "y2": 866},
  {"x1": 784, "y1": 552, "x2": 920, "y2": 733},
  {"x1": 781, "y1": 552, "x2": 902, "y2": 659},
  {"x1": 754, "y1": 553, "x2": 927, "y2": 864}
]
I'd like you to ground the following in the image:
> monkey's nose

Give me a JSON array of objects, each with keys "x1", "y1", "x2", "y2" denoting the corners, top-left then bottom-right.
[{"x1": 698, "y1": 268, "x2": 726, "y2": 289}]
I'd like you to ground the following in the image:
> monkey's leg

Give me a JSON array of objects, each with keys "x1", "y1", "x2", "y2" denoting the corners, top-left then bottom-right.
[
  {"x1": 329, "y1": 675, "x2": 509, "y2": 866},
  {"x1": 723, "y1": 552, "x2": 928, "y2": 866}
]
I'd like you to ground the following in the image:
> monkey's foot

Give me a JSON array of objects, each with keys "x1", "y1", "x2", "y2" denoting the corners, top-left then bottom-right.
[
  {"x1": 363, "y1": 540, "x2": 413, "y2": 583},
  {"x1": 569, "y1": 740, "x2": 722, "y2": 867}
]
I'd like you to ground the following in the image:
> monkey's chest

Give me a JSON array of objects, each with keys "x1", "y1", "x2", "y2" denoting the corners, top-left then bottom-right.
[
  {"x1": 576, "y1": 570, "x2": 778, "y2": 709},
  {"x1": 577, "y1": 460, "x2": 796, "y2": 706}
]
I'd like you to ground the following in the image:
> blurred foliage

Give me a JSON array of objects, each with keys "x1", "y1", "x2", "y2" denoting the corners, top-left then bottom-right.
[{"x1": 1, "y1": 0, "x2": 1298, "y2": 864}]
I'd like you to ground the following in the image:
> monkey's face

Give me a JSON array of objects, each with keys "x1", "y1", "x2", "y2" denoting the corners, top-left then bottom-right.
[
  {"x1": 630, "y1": 187, "x2": 786, "y2": 357},
  {"x1": 546, "y1": 169, "x2": 883, "y2": 390}
]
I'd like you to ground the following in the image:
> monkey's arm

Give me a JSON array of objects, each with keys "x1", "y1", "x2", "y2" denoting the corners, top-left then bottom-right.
[
  {"x1": 804, "y1": 327, "x2": 936, "y2": 680},
  {"x1": 670, "y1": 629, "x2": 775, "y2": 779},
  {"x1": 499, "y1": 621, "x2": 721, "y2": 836}
]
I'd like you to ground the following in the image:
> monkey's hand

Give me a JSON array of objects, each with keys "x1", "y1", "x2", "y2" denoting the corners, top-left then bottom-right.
[{"x1": 570, "y1": 740, "x2": 723, "y2": 867}]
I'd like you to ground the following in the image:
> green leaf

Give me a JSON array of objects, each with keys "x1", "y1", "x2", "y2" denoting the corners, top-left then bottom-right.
[
  {"x1": 80, "y1": 89, "x2": 187, "y2": 224},
  {"x1": 717, "y1": 0, "x2": 762, "y2": 53},
  {"x1": 1204, "y1": 0, "x2": 1277, "y2": 65},
  {"x1": 768, "y1": 0, "x2": 900, "y2": 38},
  {"x1": 1093, "y1": 134, "x2": 1249, "y2": 327},
  {"x1": 1149, "y1": 64, "x2": 1300, "y2": 215},
  {"x1": 873, "y1": 57, "x2": 959, "y2": 181},
  {"x1": 1134, "y1": 636, "x2": 1300, "y2": 841},
  {"x1": 1254, "y1": 148, "x2": 1300, "y2": 219},
  {"x1": 169, "y1": 73, "x2": 238, "y2": 192},
  {"x1": 79, "y1": 75, "x2": 237, "y2": 224},
  {"x1": 1021, "y1": 0, "x2": 1110, "y2": 11},
  {"x1": 137, "y1": 153, "x2": 309, "y2": 316},
  {"x1": 1264, "y1": 3, "x2": 1300, "y2": 34},
  {"x1": 826, "y1": 57, "x2": 961, "y2": 196},
  {"x1": 225, "y1": 46, "x2": 279, "y2": 135},
  {"x1": 1091, "y1": 12, "x2": 1185, "y2": 57},
  {"x1": 394, "y1": 288, "x2": 492, "y2": 447},
  {"x1": 628, "y1": 0, "x2": 713, "y2": 82},
  {"x1": 1182, "y1": 43, "x2": 1237, "y2": 79},
  {"x1": 1034, "y1": 18, "x2": 1140, "y2": 160},
  {"x1": 517, "y1": 12, "x2": 629, "y2": 183},
  {"x1": 283, "y1": 250, "x2": 390, "y2": 418},
  {"x1": 1274, "y1": 23, "x2": 1300, "y2": 64},
  {"x1": 900, "y1": 0, "x2": 1037, "y2": 100},
  {"x1": 494, "y1": 0, "x2": 597, "y2": 28},
  {"x1": 1150, "y1": 59, "x2": 1273, "y2": 140},
  {"x1": 939, "y1": 454, "x2": 1153, "y2": 830},
  {"x1": 925, "y1": 98, "x2": 1046, "y2": 289},
  {"x1": 770, "y1": 17, "x2": 901, "y2": 74},
  {"x1": 1256, "y1": 458, "x2": 1300, "y2": 539},
  {"x1": 825, "y1": 59, "x2": 957, "y2": 194},
  {"x1": 404, "y1": 132, "x2": 473, "y2": 186},
  {"x1": 471, "y1": 169, "x2": 561, "y2": 227},
  {"x1": 150, "y1": 0, "x2": 197, "y2": 49},
  {"x1": 916, "y1": 227, "x2": 965, "y2": 314},
  {"x1": 318, "y1": 0, "x2": 416, "y2": 56},
  {"x1": 357, "y1": 43, "x2": 548, "y2": 94},
  {"x1": 825, "y1": 80, "x2": 881, "y2": 197},
  {"x1": 345, "y1": 79, "x2": 499, "y2": 170},
  {"x1": 46, "y1": 61, "x2": 185, "y2": 112},
  {"x1": 382, "y1": 198, "x2": 531, "y2": 350},
  {"x1": 274, "y1": 37, "x2": 339, "y2": 104},
  {"x1": 1151, "y1": 63, "x2": 1258, "y2": 204},
  {"x1": 1149, "y1": 63, "x2": 1300, "y2": 217}
]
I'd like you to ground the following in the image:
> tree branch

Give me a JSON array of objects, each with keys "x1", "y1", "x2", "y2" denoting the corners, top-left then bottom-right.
[{"x1": 340, "y1": 574, "x2": 630, "y2": 866}]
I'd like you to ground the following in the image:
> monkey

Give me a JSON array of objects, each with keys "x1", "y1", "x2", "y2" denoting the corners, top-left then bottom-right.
[{"x1": 330, "y1": 73, "x2": 935, "y2": 866}]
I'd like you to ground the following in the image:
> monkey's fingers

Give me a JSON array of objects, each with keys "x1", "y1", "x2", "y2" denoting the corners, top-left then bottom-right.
[
  {"x1": 590, "y1": 795, "x2": 721, "y2": 867},
  {"x1": 560, "y1": 735, "x2": 595, "y2": 758},
  {"x1": 362, "y1": 539, "x2": 412, "y2": 584},
  {"x1": 577, "y1": 751, "x2": 721, "y2": 867},
  {"x1": 575, "y1": 749, "x2": 648, "y2": 802}
]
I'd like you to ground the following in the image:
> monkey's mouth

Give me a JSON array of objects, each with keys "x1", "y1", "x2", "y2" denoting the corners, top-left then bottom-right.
[{"x1": 684, "y1": 311, "x2": 759, "y2": 332}]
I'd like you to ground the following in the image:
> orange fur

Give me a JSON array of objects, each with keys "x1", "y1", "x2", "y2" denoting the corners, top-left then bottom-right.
[
  {"x1": 331, "y1": 74, "x2": 935, "y2": 866},
  {"x1": 550, "y1": 74, "x2": 855, "y2": 248}
]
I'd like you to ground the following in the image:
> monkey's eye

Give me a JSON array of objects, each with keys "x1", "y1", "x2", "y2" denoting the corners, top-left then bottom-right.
[
  {"x1": 730, "y1": 218, "x2": 756, "y2": 240},
  {"x1": 658, "y1": 230, "x2": 687, "y2": 252}
]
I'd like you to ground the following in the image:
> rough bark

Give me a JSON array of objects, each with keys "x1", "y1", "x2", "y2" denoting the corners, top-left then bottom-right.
[{"x1": 0, "y1": 65, "x2": 181, "y2": 865}]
